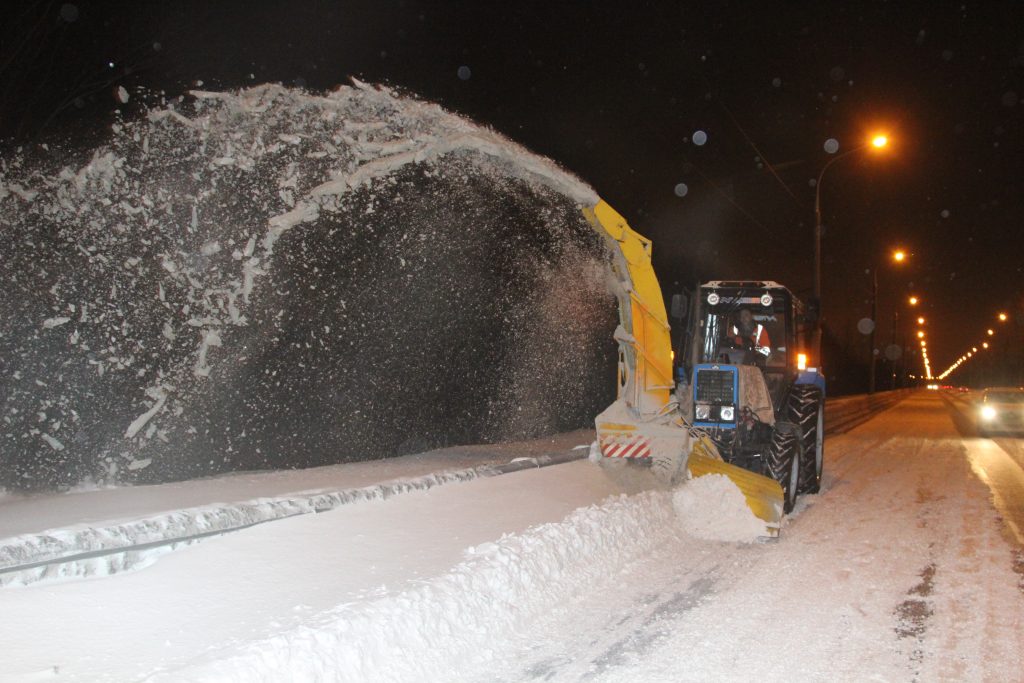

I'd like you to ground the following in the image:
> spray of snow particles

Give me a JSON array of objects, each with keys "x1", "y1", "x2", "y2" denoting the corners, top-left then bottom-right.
[{"x1": 0, "y1": 82, "x2": 616, "y2": 490}]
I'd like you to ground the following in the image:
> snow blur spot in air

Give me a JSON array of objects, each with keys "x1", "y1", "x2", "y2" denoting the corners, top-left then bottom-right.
[
  {"x1": 457, "y1": 66, "x2": 472, "y2": 80},
  {"x1": 916, "y1": 29, "x2": 927, "y2": 46},
  {"x1": 772, "y1": 77, "x2": 782, "y2": 88},
  {"x1": 674, "y1": 183, "x2": 689, "y2": 198},
  {"x1": 829, "y1": 66, "x2": 845, "y2": 82},
  {"x1": 1001, "y1": 91, "x2": 1018, "y2": 107},
  {"x1": 59, "y1": 3, "x2": 79, "y2": 22},
  {"x1": 692, "y1": 130, "x2": 708, "y2": 146},
  {"x1": 857, "y1": 318, "x2": 876, "y2": 335},
  {"x1": 941, "y1": 209, "x2": 951, "y2": 218},
  {"x1": 153, "y1": 42, "x2": 162, "y2": 52},
  {"x1": 823, "y1": 138, "x2": 840, "y2": 154},
  {"x1": 808, "y1": 178, "x2": 817, "y2": 187},
  {"x1": 942, "y1": 49, "x2": 954, "y2": 61},
  {"x1": 116, "y1": 87, "x2": 130, "y2": 104}
]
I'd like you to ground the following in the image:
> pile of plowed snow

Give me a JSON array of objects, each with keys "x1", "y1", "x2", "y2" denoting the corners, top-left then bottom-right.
[
  {"x1": 672, "y1": 473, "x2": 769, "y2": 542},
  {"x1": 161, "y1": 494, "x2": 665, "y2": 681},
  {"x1": 150, "y1": 478, "x2": 755, "y2": 682},
  {"x1": 0, "y1": 83, "x2": 616, "y2": 490}
]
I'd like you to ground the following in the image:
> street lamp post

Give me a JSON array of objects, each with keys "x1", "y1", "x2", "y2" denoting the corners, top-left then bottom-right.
[
  {"x1": 869, "y1": 267, "x2": 878, "y2": 393},
  {"x1": 867, "y1": 249, "x2": 907, "y2": 394},
  {"x1": 891, "y1": 307, "x2": 900, "y2": 389},
  {"x1": 812, "y1": 134, "x2": 889, "y2": 361}
]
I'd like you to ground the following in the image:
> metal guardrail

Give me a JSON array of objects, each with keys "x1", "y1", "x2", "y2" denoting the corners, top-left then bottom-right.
[
  {"x1": 0, "y1": 451, "x2": 588, "y2": 585},
  {"x1": 824, "y1": 389, "x2": 916, "y2": 435}
]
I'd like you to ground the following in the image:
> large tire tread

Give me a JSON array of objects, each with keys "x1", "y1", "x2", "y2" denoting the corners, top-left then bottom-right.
[
  {"x1": 787, "y1": 385, "x2": 823, "y2": 494},
  {"x1": 765, "y1": 425, "x2": 802, "y2": 513}
]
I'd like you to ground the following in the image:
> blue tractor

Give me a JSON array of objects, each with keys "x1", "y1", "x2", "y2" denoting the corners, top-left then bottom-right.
[{"x1": 672, "y1": 281, "x2": 825, "y2": 512}]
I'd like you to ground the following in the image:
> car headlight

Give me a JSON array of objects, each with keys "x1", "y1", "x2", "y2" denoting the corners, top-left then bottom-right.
[
  {"x1": 981, "y1": 406, "x2": 997, "y2": 421},
  {"x1": 720, "y1": 406, "x2": 735, "y2": 421},
  {"x1": 695, "y1": 404, "x2": 711, "y2": 420}
]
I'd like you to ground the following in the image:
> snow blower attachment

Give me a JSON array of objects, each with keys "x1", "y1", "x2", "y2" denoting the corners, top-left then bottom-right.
[{"x1": 583, "y1": 201, "x2": 825, "y2": 537}]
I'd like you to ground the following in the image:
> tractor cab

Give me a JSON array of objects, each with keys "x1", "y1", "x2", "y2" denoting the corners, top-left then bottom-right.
[
  {"x1": 669, "y1": 281, "x2": 825, "y2": 509},
  {"x1": 688, "y1": 281, "x2": 811, "y2": 409}
]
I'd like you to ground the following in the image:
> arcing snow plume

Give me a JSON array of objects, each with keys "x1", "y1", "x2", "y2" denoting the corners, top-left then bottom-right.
[{"x1": 0, "y1": 82, "x2": 615, "y2": 490}]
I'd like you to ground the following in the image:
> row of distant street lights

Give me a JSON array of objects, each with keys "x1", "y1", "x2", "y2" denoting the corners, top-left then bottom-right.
[
  {"x1": 935, "y1": 312, "x2": 1011, "y2": 380},
  {"x1": 814, "y1": 129, "x2": 1009, "y2": 390}
]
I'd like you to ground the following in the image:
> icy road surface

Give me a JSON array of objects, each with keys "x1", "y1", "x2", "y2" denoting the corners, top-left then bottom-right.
[{"x1": 2, "y1": 392, "x2": 1023, "y2": 682}]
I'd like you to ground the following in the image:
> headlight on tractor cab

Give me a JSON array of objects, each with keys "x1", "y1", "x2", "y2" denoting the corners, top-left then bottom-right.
[
  {"x1": 981, "y1": 405, "x2": 997, "y2": 421},
  {"x1": 720, "y1": 406, "x2": 735, "y2": 421},
  {"x1": 696, "y1": 404, "x2": 711, "y2": 420}
]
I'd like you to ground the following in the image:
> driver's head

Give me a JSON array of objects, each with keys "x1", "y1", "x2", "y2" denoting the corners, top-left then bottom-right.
[{"x1": 737, "y1": 308, "x2": 755, "y2": 335}]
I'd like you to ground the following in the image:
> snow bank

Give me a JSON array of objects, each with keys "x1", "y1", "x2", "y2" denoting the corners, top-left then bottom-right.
[
  {"x1": 148, "y1": 471, "x2": 766, "y2": 681},
  {"x1": 156, "y1": 489, "x2": 677, "y2": 682}
]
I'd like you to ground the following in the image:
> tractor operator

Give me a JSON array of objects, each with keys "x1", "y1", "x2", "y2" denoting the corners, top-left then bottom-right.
[{"x1": 731, "y1": 308, "x2": 771, "y2": 358}]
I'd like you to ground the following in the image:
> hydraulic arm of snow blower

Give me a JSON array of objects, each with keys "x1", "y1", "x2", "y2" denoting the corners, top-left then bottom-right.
[{"x1": 582, "y1": 200, "x2": 785, "y2": 536}]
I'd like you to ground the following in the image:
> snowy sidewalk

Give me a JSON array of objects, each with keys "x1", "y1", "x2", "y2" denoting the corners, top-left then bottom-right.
[
  {"x1": 0, "y1": 429, "x2": 593, "y2": 585},
  {"x1": 1, "y1": 454, "x2": 627, "y2": 682}
]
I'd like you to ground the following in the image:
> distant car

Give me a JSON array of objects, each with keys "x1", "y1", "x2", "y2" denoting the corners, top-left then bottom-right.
[
  {"x1": 977, "y1": 387, "x2": 1024, "y2": 436},
  {"x1": 957, "y1": 386, "x2": 970, "y2": 393}
]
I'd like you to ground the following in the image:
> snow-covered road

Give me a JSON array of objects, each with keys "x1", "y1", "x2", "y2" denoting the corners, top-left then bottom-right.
[{"x1": 2, "y1": 392, "x2": 1023, "y2": 682}]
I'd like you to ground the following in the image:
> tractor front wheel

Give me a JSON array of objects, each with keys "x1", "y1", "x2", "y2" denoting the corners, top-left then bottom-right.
[
  {"x1": 766, "y1": 423, "x2": 803, "y2": 513},
  {"x1": 787, "y1": 385, "x2": 824, "y2": 494}
]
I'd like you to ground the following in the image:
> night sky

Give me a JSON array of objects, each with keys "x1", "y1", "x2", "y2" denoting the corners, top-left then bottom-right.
[{"x1": 3, "y1": 0, "x2": 1023, "y2": 386}]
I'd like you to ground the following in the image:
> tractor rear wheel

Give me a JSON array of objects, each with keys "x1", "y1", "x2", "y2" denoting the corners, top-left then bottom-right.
[
  {"x1": 787, "y1": 385, "x2": 824, "y2": 494},
  {"x1": 766, "y1": 424, "x2": 803, "y2": 513}
]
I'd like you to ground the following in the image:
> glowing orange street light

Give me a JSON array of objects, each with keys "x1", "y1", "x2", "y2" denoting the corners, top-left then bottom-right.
[
  {"x1": 917, "y1": 316, "x2": 925, "y2": 324},
  {"x1": 813, "y1": 130, "x2": 894, "y2": 361},
  {"x1": 983, "y1": 342, "x2": 989, "y2": 349},
  {"x1": 987, "y1": 329, "x2": 994, "y2": 336},
  {"x1": 999, "y1": 312, "x2": 1008, "y2": 322},
  {"x1": 908, "y1": 296, "x2": 919, "y2": 305},
  {"x1": 893, "y1": 250, "x2": 906, "y2": 263},
  {"x1": 972, "y1": 347, "x2": 978, "y2": 352},
  {"x1": 917, "y1": 330, "x2": 925, "y2": 339}
]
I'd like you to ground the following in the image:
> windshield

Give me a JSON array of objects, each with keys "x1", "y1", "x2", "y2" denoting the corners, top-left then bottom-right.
[{"x1": 699, "y1": 293, "x2": 788, "y2": 368}]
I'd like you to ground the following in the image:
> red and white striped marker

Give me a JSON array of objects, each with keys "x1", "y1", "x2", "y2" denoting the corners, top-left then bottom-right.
[{"x1": 599, "y1": 435, "x2": 652, "y2": 459}]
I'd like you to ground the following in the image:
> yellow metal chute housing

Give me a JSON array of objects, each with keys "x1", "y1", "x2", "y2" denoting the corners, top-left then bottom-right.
[{"x1": 583, "y1": 200, "x2": 784, "y2": 537}]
